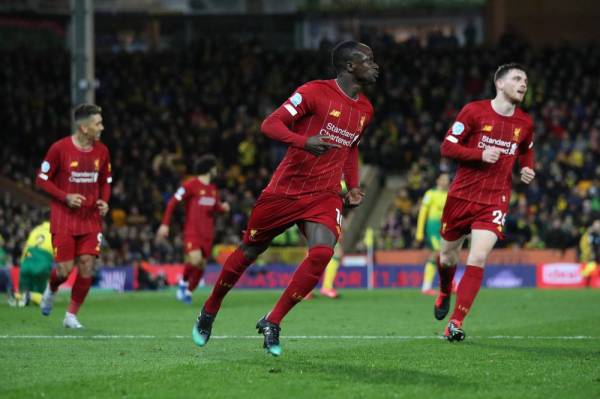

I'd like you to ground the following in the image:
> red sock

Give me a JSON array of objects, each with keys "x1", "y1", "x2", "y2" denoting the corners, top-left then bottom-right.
[
  {"x1": 49, "y1": 268, "x2": 68, "y2": 292},
  {"x1": 187, "y1": 266, "x2": 204, "y2": 292},
  {"x1": 203, "y1": 247, "x2": 253, "y2": 314},
  {"x1": 437, "y1": 255, "x2": 457, "y2": 296},
  {"x1": 267, "y1": 246, "x2": 333, "y2": 325},
  {"x1": 182, "y1": 264, "x2": 194, "y2": 282},
  {"x1": 450, "y1": 265, "x2": 484, "y2": 324},
  {"x1": 67, "y1": 274, "x2": 93, "y2": 315}
]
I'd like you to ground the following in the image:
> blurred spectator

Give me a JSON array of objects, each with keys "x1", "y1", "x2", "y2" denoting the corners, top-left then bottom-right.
[
  {"x1": 0, "y1": 234, "x2": 16, "y2": 305},
  {"x1": 579, "y1": 220, "x2": 600, "y2": 264}
]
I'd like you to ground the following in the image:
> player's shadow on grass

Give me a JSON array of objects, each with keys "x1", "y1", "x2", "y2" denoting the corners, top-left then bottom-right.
[
  {"x1": 239, "y1": 349, "x2": 461, "y2": 389},
  {"x1": 469, "y1": 341, "x2": 600, "y2": 361},
  {"x1": 292, "y1": 360, "x2": 456, "y2": 388}
]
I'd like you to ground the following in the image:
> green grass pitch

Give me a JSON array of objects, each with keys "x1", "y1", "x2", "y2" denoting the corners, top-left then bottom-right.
[{"x1": 1, "y1": 289, "x2": 599, "y2": 398}]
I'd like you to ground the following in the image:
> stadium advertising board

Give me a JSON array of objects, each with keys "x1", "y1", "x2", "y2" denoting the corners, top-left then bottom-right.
[
  {"x1": 8, "y1": 263, "x2": 586, "y2": 291},
  {"x1": 97, "y1": 267, "x2": 135, "y2": 291},
  {"x1": 201, "y1": 264, "x2": 537, "y2": 289},
  {"x1": 536, "y1": 263, "x2": 586, "y2": 288}
]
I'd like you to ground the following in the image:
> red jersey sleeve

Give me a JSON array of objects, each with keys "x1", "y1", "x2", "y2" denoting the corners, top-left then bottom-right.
[
  {"x1": 518, "y1": 122, "x2": 535, "y2": 169},
  {"x1": 260, "y1": 83, "x2": 318, "y2": 149},
  {"x1": 211, "y1": 189, "x2": 227, "y2": 214},
  {"x1": 35, "y1": 142, "x2": 68, "y2": 202},
  {"x1": 98, "y1": 148, "x2": 112, "y2": 202},
  {"x1": 161, "y1": 180, "x2": 193, "y2": 226},
  {"x1": 440, "y1": 104, "x2": 483, "y2": 162}
]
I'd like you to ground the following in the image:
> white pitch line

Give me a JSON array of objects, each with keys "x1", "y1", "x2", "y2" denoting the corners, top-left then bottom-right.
[{"x1": 0, "y1": 335, "x2": 597, "y2": 340}]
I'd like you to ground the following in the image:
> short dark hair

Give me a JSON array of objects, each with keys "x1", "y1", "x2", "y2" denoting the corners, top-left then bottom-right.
[
  {"x1": 331, "y1": 41, "x2": 363, "y2": 73},
  {"x1": 194, "y1": 154, "x2": 217, "y2": 174},
  {"x1": 494, "y1": 63, "x2": 527, "y2": 82},
  {"x1": 73, "y1": 103, "x2": 102, "y2": 123}
]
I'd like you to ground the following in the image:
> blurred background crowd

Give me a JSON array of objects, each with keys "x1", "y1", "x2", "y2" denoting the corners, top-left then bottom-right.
[{"x1": 1, "y1": 31, "x2": 598, "y2": 266}]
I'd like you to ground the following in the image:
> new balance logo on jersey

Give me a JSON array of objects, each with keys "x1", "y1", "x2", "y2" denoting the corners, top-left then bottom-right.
[
  {"x1": 483, "y1": 125, "x2": 493, "y2": 132},
  {"x1": 70, "y1": 161, "x2": 79, "y2": 168},
  {"x1": 329, "y1": 109, "x2": 341, "y2": 117}
]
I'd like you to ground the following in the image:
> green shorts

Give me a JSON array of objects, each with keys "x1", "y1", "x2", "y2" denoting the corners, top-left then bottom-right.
[
  {"x1": 425, "y1": 220, "x2": 442, "y2": 251},
  {"x1": 20, "y1": 249, "x2": 53, "y2": 276}
]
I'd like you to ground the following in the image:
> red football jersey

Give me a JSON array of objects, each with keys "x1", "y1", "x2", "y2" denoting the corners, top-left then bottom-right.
[
  {"x1": 261, "y1": 79, "x2": 374, "y2": 197},
  {"x1": 441, "y1": 100, "x2": 534, "y2": 206},
  {"x1": 36, "y1": 136, "x2": 112, "y2": 235},
  {"x1": 161, "y1": 178, "x2": 224, "y2": 242}
]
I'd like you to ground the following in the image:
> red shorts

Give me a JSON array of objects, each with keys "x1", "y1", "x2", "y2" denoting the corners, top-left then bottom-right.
[
  {"x1": 52, "y1": 232, "x2": 102, "y2": 263},
  {"x1": 243, "y1": 192, "x2": 343, "y2": 245},
  {"x1": 183, "y1": 235, "x2": 212, "y2": 257},
  {"x1": 441, "y1": 196, "x2": 508, "y2": 241}
]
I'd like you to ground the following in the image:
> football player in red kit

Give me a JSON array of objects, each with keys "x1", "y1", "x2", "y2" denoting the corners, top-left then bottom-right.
[
  {"x1": 156, "y1": 155, "x2": 229, "y2": 304},
  {"x1": 192, "y1": 41, "x2": 379, "y2": 356},
  {"x1": 36, "y1": 104, "x2": 112, "y2": 328},
  {"x1": 435, "y1": 63, "x2": 535, "y2": 341}
]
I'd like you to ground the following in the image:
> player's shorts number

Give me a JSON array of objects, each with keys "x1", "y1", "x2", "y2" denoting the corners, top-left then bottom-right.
[
  {"x1": 335, "y1": 208, "x2": 342, "y2": 226},
  {"x1": 97, "y1": 233, "x2": 103, "y2": 245},
  {"x1": 492, "y1": 210, "x2": 506, "y2": 226}
]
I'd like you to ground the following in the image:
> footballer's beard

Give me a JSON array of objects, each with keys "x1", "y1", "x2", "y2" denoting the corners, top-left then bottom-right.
[
  {"x1": 503, "y1": 90, "x2": 523, "y2": 105},
  {"x1": 510, "y1": 93, "x2": 524, "y2": 105}
]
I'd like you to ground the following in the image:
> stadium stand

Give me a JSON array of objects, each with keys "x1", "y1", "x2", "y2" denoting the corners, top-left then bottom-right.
[{"x1": 0, "y1": 35, "x2": 598, "y2": 265}]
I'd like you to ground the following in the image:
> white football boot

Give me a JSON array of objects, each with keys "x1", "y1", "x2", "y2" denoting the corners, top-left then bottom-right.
[{"x1": 63, "y1": 312, "x2": 84, "y2": 329}]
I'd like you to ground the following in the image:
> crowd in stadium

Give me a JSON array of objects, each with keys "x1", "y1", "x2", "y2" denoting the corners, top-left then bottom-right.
[{"x1": 0, "y1": 34, "x2": 598, "y2": 266}]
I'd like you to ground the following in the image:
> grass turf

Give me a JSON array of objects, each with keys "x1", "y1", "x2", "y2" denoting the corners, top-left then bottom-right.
[{"x1": 1, "y1": 288, "x2": 599, "y2": 399}]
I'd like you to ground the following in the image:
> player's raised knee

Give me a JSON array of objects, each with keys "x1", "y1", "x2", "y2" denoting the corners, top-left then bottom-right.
[
  {"x1": 56, "y1": 262, "x2": 74, "y2": 278},
  {"x1": 77, "y1": 255, "x2": 95, "y2": 277},
  {"x1": 240, "y1": 243, "x2": 268, "y2": 262},
  {"x1": 466, "y1": 251, "x2": 488, "y2": 267},
  {"x1": 308, "y1": 245, "x2": 334, "y2": 264},
  {"x1": 188, "y1": 251, "x2": 204, "y2": 267},
  {"x1": 439, "y1": 252, "x2": 458, "y2": 267}
]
